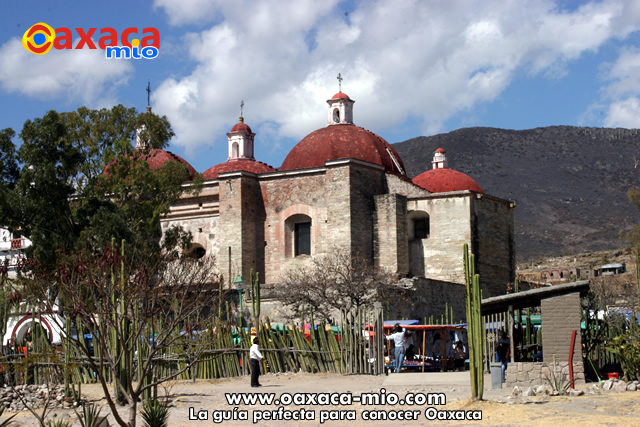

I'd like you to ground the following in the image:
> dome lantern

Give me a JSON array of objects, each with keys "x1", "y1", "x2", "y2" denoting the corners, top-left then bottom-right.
[
  {"x1": 432, "y1": 148, "x2": 448, "y2": 169},
  {"x1": 227, "y1": 101, "x2": 256, "y2": 161},
  {"x1": 327, "y1": 73, "x2": 354, "y2": 125}
]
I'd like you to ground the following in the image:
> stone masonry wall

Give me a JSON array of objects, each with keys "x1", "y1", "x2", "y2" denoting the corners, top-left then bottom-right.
[
  {"x1": 374, "y1": 193, "x2": 409, "y2": 275},
  {"x1": 216, "y1": 175, "x2": 248, "y2": 285},
  {"x1": 261, "y1": 168, "x2": 352, "y2": 284},
  {"x1": 541, "y1": 293, "x2": 584, "y2": 375},
  {"x1": 348, "y1": 165, "x2": 386, "y2": 262},
  {"x1": 161, "y1": 216, "x2": 219, "y2": 259},
  {"x1": 387, "y1": 278, "x2": 467, "y2": 323},
  {"x1": 260, "y1": 277, "x2": 467, "y2": 324},
  {"x1": 407, "y1": 195, "x2": 472, "y2": 284},
  {"x1": 385, "y1": 174, "x2": 431, "y2": 198},
  {"x1": 472, "y1": 195, "x2": 515, "y2": 297},
  {"x1": 505, "y1": 361, "x2": 585, "y2": 387}
]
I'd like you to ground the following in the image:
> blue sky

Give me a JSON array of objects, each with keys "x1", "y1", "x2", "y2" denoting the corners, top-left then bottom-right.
[{"x1": 2, "y1": 0, "x2": 640, "y2": 175}]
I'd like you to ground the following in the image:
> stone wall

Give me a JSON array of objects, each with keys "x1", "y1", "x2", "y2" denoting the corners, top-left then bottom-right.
[
  {"x1": 347, "y1": 165, "x2": 386, "y2": 262},
  {"x1": 505, "y1": 361, "x2": 585, "y2": 387},
  {"x1": 472, "y1": 195, "x2": 515, "y2": 297},
  {"x1": 259, "y1": 277, "x2": 467, "y2": 324},
  {"x1": 385, "y1": 173, "x2": 430, "y2": 198},
  {"x1": 406, "y1": 194, "x2": 472, "y2": 284},
  {"x1": 541, "y1": 293, "x2": 583, "y2": 371},
  {"x1": 373, "y1": 193, "x2": 409, "y2": 275},
  {"x1": 261, "y1": 168, "x2": 350, "y2": 284},
  {"x1": 387, "y1": 278, "x2": 467, "y2": 323}
]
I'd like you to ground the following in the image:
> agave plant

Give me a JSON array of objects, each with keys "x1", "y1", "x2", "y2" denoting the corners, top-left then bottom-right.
[
  {"x1": 75, "y1": 403, "x2": 105, "y2": 427},
  {"x1": 141, "y1": 400, "x2": 170, "y2": 427},
  {"x1": 0, "y1": 405, "x2": 16, "y2": 427}
]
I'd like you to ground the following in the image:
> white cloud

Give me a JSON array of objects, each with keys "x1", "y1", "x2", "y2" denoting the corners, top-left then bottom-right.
[
  {"x1": 599, "y1": 48, "x2": 640, "y2": 128},
  {"x1": 604, "y1": 97, "x2": 640, "y2": 128},
  {"x1": 0, "y1": 38, "x2": 133, "y2": 105},
  {"x1": 154, "y1": 0, "x2": 223, "y2": 27},
  {"x1": 152, "y1": 0, "x2": 640, "y2": 156}
]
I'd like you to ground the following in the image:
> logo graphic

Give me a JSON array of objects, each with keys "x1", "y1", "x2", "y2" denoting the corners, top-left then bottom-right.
[
  {"x1": 21, "y1": 23, "x2": 160, "y2": 59},
  {"x1": 22, "y1": 22, "x2": 55, "y2": 55},
  {"x1": 105, "y1": 38, "x2": 158, "y2": 59}
]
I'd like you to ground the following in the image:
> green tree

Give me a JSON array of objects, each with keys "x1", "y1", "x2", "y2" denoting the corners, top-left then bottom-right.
[
  {"x1": 0, "y1": 106, "x2": 201, "y2": 272},
  {"x1": 20, "y1": 242, "x2": 223, "y2": 427}
]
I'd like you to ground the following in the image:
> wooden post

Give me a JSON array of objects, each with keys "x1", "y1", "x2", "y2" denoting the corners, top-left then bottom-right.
[
  {"x1": 422, "y1": 329, "x2": 426, "y2": 373},
  {"x1": 508, "y1": 305, "x2": 515, "y2": 363}
]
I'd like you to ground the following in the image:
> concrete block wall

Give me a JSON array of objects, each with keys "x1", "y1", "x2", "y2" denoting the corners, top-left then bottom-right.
[
  {"x1": 472, "y1": 195, "x2": 515, "y2": 297},
  {"x1": 373, "y1": 193, "x2": 409, "y2": 275},
  {"x1": 541, "y1": 293, "x2": 584, "y2": 375}
]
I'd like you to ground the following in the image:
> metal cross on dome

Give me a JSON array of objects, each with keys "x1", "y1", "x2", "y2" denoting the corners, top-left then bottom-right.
[
  {"x1": 337, "y1": 73, "x2": 343, "y2": 92},
  {"x1": 146, "y1": 80, "x2": 151, "y2": 108},
  {"x1": 240, "y1": 100, "x2": 244, "y2": 117}
]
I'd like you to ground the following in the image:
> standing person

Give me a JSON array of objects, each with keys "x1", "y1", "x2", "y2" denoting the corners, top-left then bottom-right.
[
  {"x1": 250, "y1": 337, "x2": 263, "y2": 387},
  {"x1": 453, "y1": 341, "x2": 467, "y2": 371},
  {"x1": 495, "y1": 330, "x2": 510, "y2": 382},
  {"x1": 385, "y1": 324, "x2": 411, "y2": 373}
]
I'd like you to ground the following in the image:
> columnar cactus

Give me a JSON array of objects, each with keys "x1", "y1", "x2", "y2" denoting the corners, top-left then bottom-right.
[{"x1": 464, "y1": 243, "x2": 484, "y2": 400}]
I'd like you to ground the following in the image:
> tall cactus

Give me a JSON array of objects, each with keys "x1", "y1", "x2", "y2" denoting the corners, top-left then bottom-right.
[{"x1": 464, "y1": 243, "x2": 484, "y2": 400}]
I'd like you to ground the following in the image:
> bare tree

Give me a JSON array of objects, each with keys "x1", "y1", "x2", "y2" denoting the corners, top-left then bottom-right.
[
  {"x1": 19, "y1": 244, "x2": 225, "y2": 427},
  {"x1": 274, "y1": 249, "x2": 399, "y2": 321}
]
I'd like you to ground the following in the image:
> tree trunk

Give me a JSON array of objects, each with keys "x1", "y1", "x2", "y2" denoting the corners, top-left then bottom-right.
[{"x1": 128, "y1": 401, "x2": 138, "y2": 427}]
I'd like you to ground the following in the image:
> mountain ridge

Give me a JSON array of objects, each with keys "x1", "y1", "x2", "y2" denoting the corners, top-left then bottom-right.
[{"x1": 392, "y1": 125, "x2": 640, "y2": 262}]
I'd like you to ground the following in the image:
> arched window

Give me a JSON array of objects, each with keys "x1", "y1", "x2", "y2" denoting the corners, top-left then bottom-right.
[
  {"x1": 333, "y1": 108, "x2": 340, "y2": 123},
  {"x1": 232, "y1": 141, "x2": 239, "y2": 158},
  {"x1": 285, "y1": 214, "x2": 312, "y2": 257},
  {"x1": 185, "y1": 243, "x2": 206, "y2": 259}
]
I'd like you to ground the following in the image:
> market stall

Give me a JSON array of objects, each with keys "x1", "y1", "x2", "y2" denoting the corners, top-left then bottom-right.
[{"x1": 382, "y1": 323, "x2": 468, "y2": 373}]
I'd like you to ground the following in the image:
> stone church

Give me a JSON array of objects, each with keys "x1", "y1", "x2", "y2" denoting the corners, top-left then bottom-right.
[{"x1": 150, "y1": 90, "x2": 515, "y2": 320}]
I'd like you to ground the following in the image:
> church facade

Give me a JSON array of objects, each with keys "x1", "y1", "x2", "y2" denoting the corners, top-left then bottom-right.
[{"x1": 156, "y1": 91, "x2": 515, "y2": 319}]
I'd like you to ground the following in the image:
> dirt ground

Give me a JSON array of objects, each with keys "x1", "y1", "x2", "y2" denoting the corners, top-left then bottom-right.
[{"x1": 4, "y1": 372, "x2": 640, "y2": 426}]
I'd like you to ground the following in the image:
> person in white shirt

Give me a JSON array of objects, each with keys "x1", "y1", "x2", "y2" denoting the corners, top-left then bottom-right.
[
  {"x1": 250, "y1": 337, "x2": 263, "y2": 387},
  {"x1": 385, "y1": 324, "x2": 411, "y2": 373}
]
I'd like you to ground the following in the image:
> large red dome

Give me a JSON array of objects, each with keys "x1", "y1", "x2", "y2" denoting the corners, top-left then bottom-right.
[
  {"x1": 103, "y1": 148, "x2": 197, "y2": 181},
  {"x1": 203, "y1": 159, "x2": 276, "y2": 179},
  {"x1": 280, "y1": 124, "x2": 406, "y2": 175},
  {"x1": 413, "y1": 168, "x2": 484, "y2": 193}
]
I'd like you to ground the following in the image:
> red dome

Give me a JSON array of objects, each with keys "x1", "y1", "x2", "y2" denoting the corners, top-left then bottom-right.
[
  {"x1": 331, "y1": 91, "x2": 351, "y2": 100},
  {"x1": 435, "y1": 148, "x2": 445, "y2": 153},
  {"x1": 412, "y1": 168, "x2": 484, "y2": 193},
  {"x1": 231, "y1": 121, "x2": 252, "y2": 132},
  {"x1": 103, "y1": 149, "x2": 197, "y2": 181},
  {"x1": 280, "y1": 125, "x2": 406, "y2": 175},
  {"x1": 203, "y1": 159, "x2": 276, "y2": 179}
]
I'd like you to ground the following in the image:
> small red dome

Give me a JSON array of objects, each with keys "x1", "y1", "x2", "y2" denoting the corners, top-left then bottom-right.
[
  {"x1": 413, "y1": 168, "x2": 484, "y2": 194},
  {"x1": 103, "y1": 149, "x2": 197, "y2": 181},
  {"x1": 331, "y1": 91, "x2": 351, "y2": 100},
  {"x1": 280, "y1": 125, "x2": 406, "y2": 175},
  {"x1": 203, "y1": 159, "x2": 276, "y2": 179},
  {"x1": 435, "y1": 148, "x2": 445, "y2": 153},
  {"x1": 231, "y1": 121, "x2": 252, "y2": 132}
]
